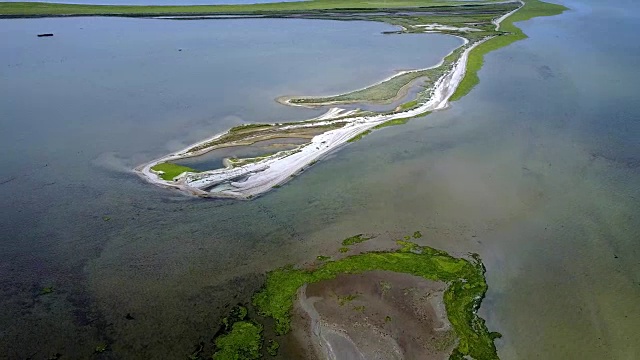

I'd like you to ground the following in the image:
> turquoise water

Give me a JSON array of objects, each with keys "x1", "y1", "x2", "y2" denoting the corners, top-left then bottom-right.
[{"x1": 1, "y1": 1, "x2": 639, "y2": 359}]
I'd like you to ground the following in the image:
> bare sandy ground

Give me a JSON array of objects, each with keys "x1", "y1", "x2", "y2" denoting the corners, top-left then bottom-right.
[{"x1": 283, "y1": 271, "x2": 457, "y2": 360}]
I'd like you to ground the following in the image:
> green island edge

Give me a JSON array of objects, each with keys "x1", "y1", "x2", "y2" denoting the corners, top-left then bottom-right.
[
  {"x1": 451, "y1": 0, "x2": 566, "y2": 100},
  {"x1": 0, "y1": 0, "x2": 520, "y2": 16}
]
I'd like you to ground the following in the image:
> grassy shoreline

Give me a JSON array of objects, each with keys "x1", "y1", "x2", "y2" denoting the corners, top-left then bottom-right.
[{"x1": 288, "y1": 69, "x2": 432, "y2": 106}]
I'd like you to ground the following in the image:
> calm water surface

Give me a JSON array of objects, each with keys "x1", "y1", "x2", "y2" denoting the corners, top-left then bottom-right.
[
  {"x1": 1, "y1": 1, "x2": 639, "y2": 359},
  {"x1": 0, "y1": 17, "x2": 462, "y2": 358}
]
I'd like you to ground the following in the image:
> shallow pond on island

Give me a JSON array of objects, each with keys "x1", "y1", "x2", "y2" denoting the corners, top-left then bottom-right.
[
  {"x1": 3, "y1": 0, "x2": 305, "y2": 5},
  {"x1": 175, "y1": 137, "x2": 311, "y2": 171},
  {"x1": 1, "y1": 1, "x2": 639, "y2": 359}
]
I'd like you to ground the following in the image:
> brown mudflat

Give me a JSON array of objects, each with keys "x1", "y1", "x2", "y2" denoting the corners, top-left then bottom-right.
[{"x1": 282, "y1": 271, "x2": 457, "y2": 360}]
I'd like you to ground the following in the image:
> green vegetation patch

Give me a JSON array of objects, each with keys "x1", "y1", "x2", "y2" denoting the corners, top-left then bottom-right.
[
  {"x1": 221, "y1": 305, "x2": 248, "y2": 331},
  {"x1": 94, "y1": 343, "x2": 107, "y2": 353},
  {"x1": 398, "y1": 99, "x2": 419, "y2": 111},
  {"x1": 450, "y1": 0, "x2": 568, "y2": 101},
  {"x1": 266, "y1": 340, "x2": 279, "y2": 356},
  {"x1": 150, "y1": 162, "x2": 198, "y2": 181},
  {"x1": 373, "y1": 117, "x2": 412, "y2": 129},
  {"x1": 252, "y1": 240, "x2": 499, "y2": 359},
  {"x1": 227, "y1": 153, "x2": 274, "y2": 167},
  {"x1": 213, "y1": 321, "x2": 263, "y2": 360},
  {"x1": 341, "y1": 233, "x2": 374, "y2": 246},
  {"x1": 229, "y1": 123, "x2": 273, "y2": 133},
  {"x1": 347, "y1": 130, "x2": 372, "y2": 143},
  {"x1": 291, "y1": 70, "x2": 431, "y2": 106}
]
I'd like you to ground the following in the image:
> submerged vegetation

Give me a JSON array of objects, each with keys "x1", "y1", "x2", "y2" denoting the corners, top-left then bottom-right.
[
  {"x1": 252, "y1": 236, "x2": 500, "y2": 359},
  {"x1": 213, "y1": 321, "x2": 263, "y2": 360},
  {"x1": 211, "y1": 305, "x2": 264, "y2": 359},
  {"x1": 221, "y1": 305, "x2": 249, "y2": 331},
  {"x1": 150, "y1": 162, "x2": 197, "y2": 181},
  {"x1": 7, "y1": 1, "x2": 567, "y2": 197},
  {"x1": 347, "y1": 130, "x2": 372, "y2": 143},
  {"x1": 185, "y1": 120, "x2": 342, "y2": 154}
]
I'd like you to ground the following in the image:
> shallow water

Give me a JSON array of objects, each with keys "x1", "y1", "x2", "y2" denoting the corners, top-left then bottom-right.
[
  {"x1": 1, "y1": 1, "x2": 639, "y2": 359},
  {"x1": 0, "y1": 16, "x2": 462, "y2": 358}
]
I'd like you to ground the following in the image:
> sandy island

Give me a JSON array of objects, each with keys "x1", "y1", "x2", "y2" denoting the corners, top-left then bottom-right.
[{"x1": 135, "y1": 2, "x2": 524, "y2": 199}]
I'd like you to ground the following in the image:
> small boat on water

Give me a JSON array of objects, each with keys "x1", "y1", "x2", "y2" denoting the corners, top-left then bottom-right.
[{"x1": 37, "y1": 33, "x2": 54, "y2": 37}]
